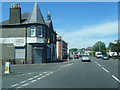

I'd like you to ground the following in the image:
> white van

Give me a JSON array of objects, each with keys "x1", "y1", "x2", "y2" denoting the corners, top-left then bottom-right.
[{"x1": 95, "y1": 52, "x2": 102, "y2": 58}]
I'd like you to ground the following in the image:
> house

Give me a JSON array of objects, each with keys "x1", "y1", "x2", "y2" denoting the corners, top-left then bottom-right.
[
  {"x1": 56, "y1": 36, "x2": 68, "y2": 60},
  {"x1": 0, "y1": 3, "x2": 57, "y2": 64}
]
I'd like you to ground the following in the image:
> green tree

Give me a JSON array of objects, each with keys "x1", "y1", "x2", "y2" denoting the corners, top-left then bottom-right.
[
  {"x1": 69, "y1": 48, "x2": 78, "y2": 51},
  {"x1": 92, "y1": 41, "x2": 106, "y2": 54},
  {"x1": 109, "y1": 40, "x2": 120, "y2": 58}
]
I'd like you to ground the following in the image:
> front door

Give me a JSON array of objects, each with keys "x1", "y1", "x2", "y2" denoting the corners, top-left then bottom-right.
[{"x1": 33, "y1": 47, "x2": 43, "y2": 64}]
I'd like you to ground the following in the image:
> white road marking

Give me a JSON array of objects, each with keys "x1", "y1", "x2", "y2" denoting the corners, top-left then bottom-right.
[
  {"x1": 102, "y1": 67, "x2": 109, "y2": 73},
  {"x1": 60, "y1": 63, "x2": 73, "y2": 68},
  {"x1": 41, "y1": 75, "x2": 47, "y2": 78},
  {"x1": 39, "y1": 74, "x2": 43, "y2": 76},
  {"x1": 28, "y1": 78, "x2": 34, "y2": 80},
  {"x1": 50, "y1": 72, "x2": 54, "y2": 74},
  {"x1": 46, "y1": 73, "x2": 50, "y2": 76},
  {"x1": 16, "y1": 87, "x2": 22, "y2": 88},
  {"x1": 112, "y1": 75, "x2": 120, "y2": 83},
  {"x1": 10, "y1": 71, "x2": 54, "y2": 88},
  {"x1": 43, "y1": 72, "x2": 47, "y2": 74},
  {"x1": 34, "y1": 76, "x2": 39, "y2": 78},
  {"x1": 20, "y1": 80, "x2": 27, "y2": 84},
  {"x1": 21, "y1": 83, "x2": 30, "y2": 87},
  {"x1": 94, "y1": 61, "x2": 98, "y2": 64},
  {"x1": 37, "y1": 77, "x2": 42, "y2": 80},
  {"x1": 98, "y1": 64, "x2": 101, "y2": 67},
  {"x1": 93, "y1": 59, "x2": 119, "y2": 83},
  {"x1": 11, "y1": 84, "x2": 19, "y2": 87},
  {"x1": 30, "y1": 80, "x2": 37, "y2": 83}
]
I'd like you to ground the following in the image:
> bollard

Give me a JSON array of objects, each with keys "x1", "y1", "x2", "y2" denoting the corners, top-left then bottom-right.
[{"x1": 4, "y1": 62, "x2": 10, "y2": 74}]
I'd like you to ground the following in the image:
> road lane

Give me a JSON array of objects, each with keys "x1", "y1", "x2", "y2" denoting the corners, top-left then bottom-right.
[
  {"x1": 2, "y1": 62, "x2": 69, "y2": 88},
  {"x1": 21, "y1": 59, "x2": 118, "y2": 88},
  {"x1": 91, "y1": 57, "x2": 118, "y2": 78}
]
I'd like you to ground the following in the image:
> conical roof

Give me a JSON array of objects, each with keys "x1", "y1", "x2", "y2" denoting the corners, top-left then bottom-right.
[{"x1": 26, "y1": 2, "x2": 45, "y2": 24}]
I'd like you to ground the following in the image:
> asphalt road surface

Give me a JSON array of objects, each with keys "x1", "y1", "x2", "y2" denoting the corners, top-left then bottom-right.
[{"x1": 2, "y1": 57, "x2": 120, "y2": 89}]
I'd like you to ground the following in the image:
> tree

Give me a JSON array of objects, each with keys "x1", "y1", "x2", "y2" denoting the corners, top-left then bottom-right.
[
  {"x1": 109, "y1": 40, "x2": 120, "y2": 58},
  {"x1": 92, "y1": 41, "x2": 106, "y2": 54},
  {"x1": 109, "y1": 42, "x2": 117, "y2": 52},
  {"x1": 69, "y1": 48, "x2": 78, "y2": 51},
  {"x1": 69, "y1": 48, "x2": 78, "y2": 55}
]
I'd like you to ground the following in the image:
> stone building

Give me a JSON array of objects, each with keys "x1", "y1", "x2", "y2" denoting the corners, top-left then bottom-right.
[{"x1": 0, "y1": 3, "x2": 57, "y2": 64}]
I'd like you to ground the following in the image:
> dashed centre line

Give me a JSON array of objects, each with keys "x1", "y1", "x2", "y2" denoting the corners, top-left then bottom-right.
[
  {"x1": 102, "y1": 67, "x2": 109, "y2": 73},
  {"x1": 93, "y1": 59, "x2": 119, "y2": 83},
  {"x1": 97, "y1": 64, "x2": 101, "y2": 67},
  {"x1": 112, "y1": 75, "x2": 120, "y2": 83}
]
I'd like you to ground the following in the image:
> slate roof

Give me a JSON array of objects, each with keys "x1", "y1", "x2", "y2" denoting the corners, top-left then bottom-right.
[
  {"x1": 24, "y1": 3, "x2": 45, "y2": 24},
  {"x1": 1, "y1": 3, "x2": 45, "y2": 25},
  {"x1": 1, "y1": 12, "x2": 30, "y2": 25}
]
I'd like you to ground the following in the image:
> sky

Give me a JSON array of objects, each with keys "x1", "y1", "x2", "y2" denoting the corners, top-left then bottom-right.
[{"x1": 1, "y1": 2, "x2": 118, "y2": 49}]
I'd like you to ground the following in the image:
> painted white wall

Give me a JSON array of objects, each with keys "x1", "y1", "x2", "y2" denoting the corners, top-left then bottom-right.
[{"x1": 0, "y1": 37, "x2": 45, "y2": 46}]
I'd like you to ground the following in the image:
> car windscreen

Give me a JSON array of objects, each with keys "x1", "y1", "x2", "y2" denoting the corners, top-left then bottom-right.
[{"x1": 82, "y1": 55, "x2": 89, "y2": 57}]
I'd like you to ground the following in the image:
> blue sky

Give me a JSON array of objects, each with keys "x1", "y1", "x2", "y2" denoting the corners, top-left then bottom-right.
[{"x1": 2, "y1": 2, "x2": 118, "y2": 49}]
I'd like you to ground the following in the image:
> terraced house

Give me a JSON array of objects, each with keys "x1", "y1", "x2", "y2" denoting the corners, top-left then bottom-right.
[{"x1": 0, "y1": 3, "x2": 57, "y2": 64}]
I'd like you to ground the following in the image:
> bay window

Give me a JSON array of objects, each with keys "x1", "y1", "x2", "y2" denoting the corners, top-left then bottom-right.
[
  {"x1": 31, "y1": 26, "x2": 36, "y2": 37},
  {"x1": 37, "y1": 26, "x2": 43, "y2": 37}
]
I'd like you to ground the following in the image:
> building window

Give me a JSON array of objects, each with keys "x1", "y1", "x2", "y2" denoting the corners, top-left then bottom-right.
[
  {"x1": 31, "y1": 26, "x2": 36, "y2": 37},
  {"x1": 37, "y1": 26, "x2": 43, "y2": 37}
]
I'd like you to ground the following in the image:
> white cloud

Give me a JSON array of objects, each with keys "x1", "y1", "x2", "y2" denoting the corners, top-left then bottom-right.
[{"x1": 59, "y1": 20, "x2": 118, "y2": 49}]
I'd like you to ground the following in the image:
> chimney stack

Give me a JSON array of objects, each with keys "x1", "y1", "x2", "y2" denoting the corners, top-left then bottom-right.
[{"x1": 9, "y1": 3, "x2": 21, "y2": 24}]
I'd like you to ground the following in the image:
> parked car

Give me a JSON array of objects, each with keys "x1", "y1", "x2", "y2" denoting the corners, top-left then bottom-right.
[
  {"x1": 81, "y1": 55, "x2": 91, "y2": 62},
  {"x1": 102, "y1": 55, "x2": 109, "y2": 60},
  {"x1": 74, "y1": 55, "x2": 79, "y2": 59}
]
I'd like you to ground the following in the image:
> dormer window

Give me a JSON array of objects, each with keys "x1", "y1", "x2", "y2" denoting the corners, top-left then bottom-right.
[
  {"x1": 37, "y1": 26, "x2": 43, "y2": 37},
  {"x1": 31, "y1": 26, "x2": 36, "y2": 37}
]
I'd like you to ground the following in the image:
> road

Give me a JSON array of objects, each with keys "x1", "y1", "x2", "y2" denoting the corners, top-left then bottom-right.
[{"x1": 2, "y1": 57, "x2": 120, "y2": 89}]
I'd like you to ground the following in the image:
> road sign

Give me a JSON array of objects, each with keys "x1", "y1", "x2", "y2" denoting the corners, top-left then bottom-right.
[{"x1": 5, "y1": 62, "x2": 10, "y2": 74}]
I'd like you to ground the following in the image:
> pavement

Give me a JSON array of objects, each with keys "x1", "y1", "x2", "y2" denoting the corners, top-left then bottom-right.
[{"x1": 1, "y1": 57, "x2": 120, "y2": 89}]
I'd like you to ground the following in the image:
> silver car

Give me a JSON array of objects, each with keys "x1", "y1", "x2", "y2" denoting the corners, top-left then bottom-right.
[{"x1": 82, "y1": 55, "x2": 91, "y2": 62}]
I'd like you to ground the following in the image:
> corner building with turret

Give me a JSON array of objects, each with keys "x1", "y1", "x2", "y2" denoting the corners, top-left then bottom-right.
[{"x1": 0, "y1": 3, "x2": 57, "y2": 64}]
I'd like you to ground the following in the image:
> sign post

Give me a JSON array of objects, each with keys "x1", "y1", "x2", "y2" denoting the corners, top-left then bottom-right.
[{"x1": 5, "y1": 62, "x2": 10, "y2": 74}]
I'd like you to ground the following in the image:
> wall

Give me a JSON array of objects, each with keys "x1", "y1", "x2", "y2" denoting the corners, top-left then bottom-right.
[
  {"x1": 2, "y1": 26, "x2": 26, "y2": 37},
  {"x1": 1, "y1": 44, "x2": 15, "y2": 65}
]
